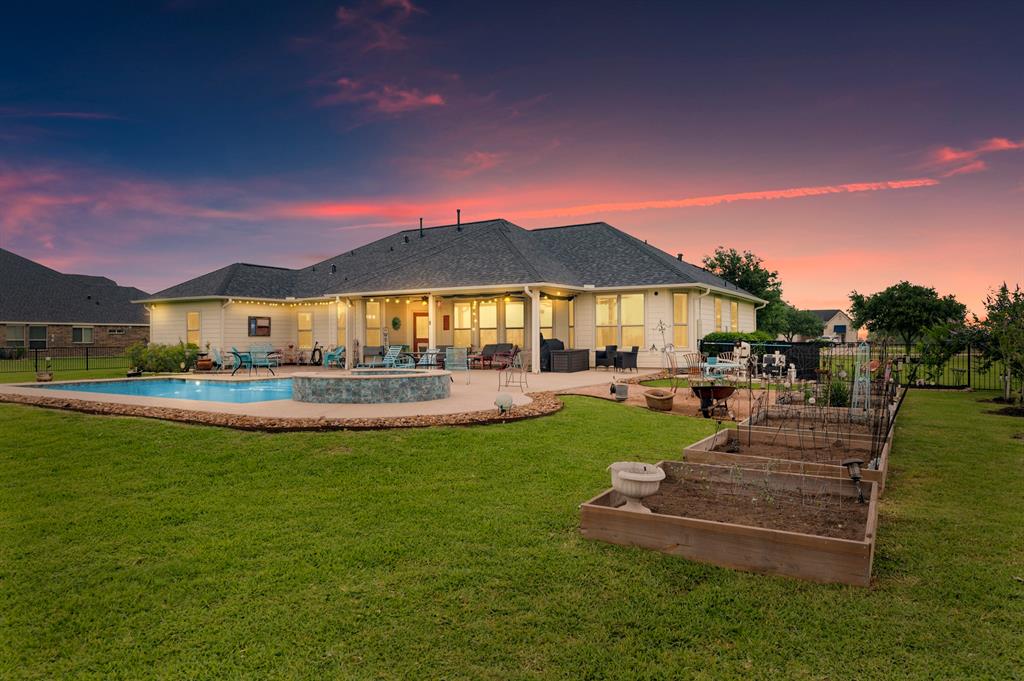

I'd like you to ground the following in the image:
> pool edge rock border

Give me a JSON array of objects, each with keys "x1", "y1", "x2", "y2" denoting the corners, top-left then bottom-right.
[{"x1": 0, "y1": 391, "x2": 563, "y2": 431}]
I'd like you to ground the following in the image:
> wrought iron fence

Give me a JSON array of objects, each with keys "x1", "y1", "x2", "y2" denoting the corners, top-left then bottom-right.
[
  {"x1": 698, "y1": 340, "x2": 1018, "y2": 392},
  {"x1": 0, "y1": 346, "x2": 130, "y2": 374}
]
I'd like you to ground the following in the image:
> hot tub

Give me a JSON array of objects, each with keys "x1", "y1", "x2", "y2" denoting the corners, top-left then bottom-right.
[{"x1": 291, "y1": 369, "x2": 451, "y2": 404}]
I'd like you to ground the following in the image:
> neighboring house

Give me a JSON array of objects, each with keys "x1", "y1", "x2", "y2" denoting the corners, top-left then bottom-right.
[
  {"x1": 139, "y1": 219, "x2": 764, "y2": 371},
  {"x1": 788, "y1": 309, "x2": 859, "y2": 343},
  {"x1": 0, "y1": 248, "x2": 150, "y2": 353}
]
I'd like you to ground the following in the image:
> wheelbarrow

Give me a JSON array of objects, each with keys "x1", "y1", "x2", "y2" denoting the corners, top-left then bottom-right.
[{"x1": 690, "y1": 384, "x2": 736, "y2": 419}]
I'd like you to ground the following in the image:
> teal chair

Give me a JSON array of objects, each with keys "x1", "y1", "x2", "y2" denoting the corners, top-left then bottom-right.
[
  {"x1": 445, "y1": 347, "x2": 470, "y2": 384},
  {"x1": 323, "y1": 345, "x2": 345, "y2": 368},
  {"x1": 230, "y1": 347, "x2": 252, "y2": 376},
  {"x1": 249, "y1": 346, "x2": 278, "y2": 376}
]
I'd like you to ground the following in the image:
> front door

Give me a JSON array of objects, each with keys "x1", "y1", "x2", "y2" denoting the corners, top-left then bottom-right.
[{"x1": 413, "y1": 313, "x2": 429, "y2": 352}]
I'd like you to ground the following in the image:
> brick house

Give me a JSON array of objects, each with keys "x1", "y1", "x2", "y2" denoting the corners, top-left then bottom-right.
[{"x1": 0, "y1": 248, "x2": 149, "y2": 354}]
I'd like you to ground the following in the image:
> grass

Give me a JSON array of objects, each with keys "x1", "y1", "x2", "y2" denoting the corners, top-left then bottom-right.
[
  {"x1": 0, "y1": 367, "x2": 130, "y2": 384},
  {"x1": 2, "y1": 392, "x2": 1022, "y2": 679}
]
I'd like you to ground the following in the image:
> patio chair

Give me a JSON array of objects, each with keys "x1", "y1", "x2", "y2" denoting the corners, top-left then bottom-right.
[
  {"x1": 230, "y1": 347, "x2": 253, "y2": 376},
  {"x1": 678, "y1": 351, "x2": 703, "y2": 381},
  {"x1": 763, "y1": 352, "x2": 787, "y2": 379},
  {"x1": 250, "y1": 347, "x2": 278, "y2": 376},
  {"x1": 615, "y1": 346, "x2": 639, "y2": 372},
  {"x1": 323, "y1": 345, "x2": 345, "y2": 368},
  {"x1": 445, "y1": 347, "x2": 470, "y2": 384},
  {"x1": 210, "y1": 347, "x2": 233, "y2": 372},
  {"x1": 416, "y1": 348, "x2": 440, "y2": 368},
  {"x1": 594, "y1": 345, "x2": 617, "y2": 370},
  {"x1": 468, "y1": 343, "x2": 511, "y2": 369}
]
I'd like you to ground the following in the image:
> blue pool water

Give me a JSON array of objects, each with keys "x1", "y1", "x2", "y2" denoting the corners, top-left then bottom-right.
[{"x1": 39, "y1": 378, "x2": 293, "y2": 403}]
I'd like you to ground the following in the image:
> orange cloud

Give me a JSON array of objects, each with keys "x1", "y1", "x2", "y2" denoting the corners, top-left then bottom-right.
[
  {"x1": 318, "y1": 77, "x2": 444, "y2": 113},
  {"x1": 927, "y1": 136, "x2": 1024, "y2": 175}
]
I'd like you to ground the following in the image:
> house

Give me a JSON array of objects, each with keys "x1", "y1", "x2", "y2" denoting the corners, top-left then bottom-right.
[
  {"x1": 139, "y1": 219, "x2": 764, "y2": 371},
  {"x1": 0, "y1": 248, "x2": 150, "y2": 353},
  {"x1": 804, "y1": 309, "x2": 859, "y2": 343}
]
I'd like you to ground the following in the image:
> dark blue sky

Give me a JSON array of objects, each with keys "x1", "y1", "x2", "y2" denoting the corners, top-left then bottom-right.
[{"x1": 1, "y1": 1, "x2": 1021, "y2": 308}]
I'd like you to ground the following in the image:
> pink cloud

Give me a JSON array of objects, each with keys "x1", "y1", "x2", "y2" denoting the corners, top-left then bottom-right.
[
  {"x1": 319, "y1": 77, "x2": 444, "y2": 113},
  {"x1": 926, "y1": 136, "x2": 1024, "y2": 172},
  {"x1": 335, "y1": 0, "x2": 423, "y2": 52},
  {"x1": 941, "y1": 160, "x2": 988, "y2": 177}
]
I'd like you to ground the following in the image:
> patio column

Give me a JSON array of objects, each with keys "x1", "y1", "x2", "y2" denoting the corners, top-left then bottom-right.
[
  {"x1": 527, "y1": 286, "x2": 541, "y2": 374},
  {"x1": 427, "y1": 293, "x2": 436, "y2": 349},
  {"x1": 344, "y1": 299, "x2": 354, "y2": 369}
]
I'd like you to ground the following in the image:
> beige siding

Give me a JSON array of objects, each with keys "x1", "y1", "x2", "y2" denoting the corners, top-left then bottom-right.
[
  {"x1": 223, "y1": 303, "x2": 295, "y2": 351},
  {"x1": 738, "y1": 301, "x2": 756, "y2": 332},
  {"x1": 149, "y1": 301, "x2": 222, "y2": 348}
]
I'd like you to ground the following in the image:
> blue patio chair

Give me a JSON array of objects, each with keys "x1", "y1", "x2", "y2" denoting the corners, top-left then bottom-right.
[
  {"x1": 323, "y1": 345, "x2": 345, "y2": 368},
  {"x1": 358, "y1": 345, "x2": 406, "y2": 368},
  {"x1": 230, "y1": 347, "x2": 252, "y2": 376},
  {"x1": 249, "y1": 346, "x2": 278, "y2": 376},
  {"x1": 416, "y1": 348, "x2": 439, "y2": 368},
  {"x1": 211, "y1": 347, "x2": 234, "y2": 372},
  {"x1": 445, "y1": 347, "x2": 470, "y2": 385}
]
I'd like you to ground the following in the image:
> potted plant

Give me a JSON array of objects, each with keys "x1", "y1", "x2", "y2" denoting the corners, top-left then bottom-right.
[
  {"x1": 196, "y1": 342, "x2": 214, "y2": 371},
  {"x1": 36, "y1": 357, "x2": 53, "y2": 382}
]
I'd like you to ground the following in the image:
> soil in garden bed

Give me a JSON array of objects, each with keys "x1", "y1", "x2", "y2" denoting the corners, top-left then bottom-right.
[
  {"x1": 645, "y1": 462, "x2": 869, "y2": 540},
  {"x1": 712, "y1": 440, "x2": 864, "y2": 465},
  {"x1": 754, "y1": 415, "x2": 875, "y2": 436}
]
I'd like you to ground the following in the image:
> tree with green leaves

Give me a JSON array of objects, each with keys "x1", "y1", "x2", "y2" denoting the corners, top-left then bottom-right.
[
  {"x1": 778, "y1": 305, "x2": 825, "y2": 342},
  {"x1": 849, "y1": 281, "x2": 966, "y2": 353},
  {"x1": 975, "y1": 283, "x2": 1024, "y2": 403},
  {"x1": 702, "y1": 247, "x2": 786, "y2": 334}
]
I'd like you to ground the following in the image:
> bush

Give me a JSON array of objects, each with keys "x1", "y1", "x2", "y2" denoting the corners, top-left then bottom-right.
[
  {"x1": 127, "y1": 342, "x2": 199, "y2": 373},
  {"x1": 827, "y1": 380, "x2": 850, "y2": 407},
  {"x1": 701, "y1": 331, "x2": 775, "y2": 344}
]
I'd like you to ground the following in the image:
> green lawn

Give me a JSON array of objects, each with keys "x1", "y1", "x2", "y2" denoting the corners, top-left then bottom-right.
[
  {"x1": 0, "y1": 367, "x2": 130, "y2": 384},
  {"x1": 2, "y1": 393, "x2": 1022, "y2": 679}
]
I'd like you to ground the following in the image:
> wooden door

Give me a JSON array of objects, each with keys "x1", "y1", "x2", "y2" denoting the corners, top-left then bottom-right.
[{"x1": 413, "y1": 313, "x2": 429, "y2": 352}]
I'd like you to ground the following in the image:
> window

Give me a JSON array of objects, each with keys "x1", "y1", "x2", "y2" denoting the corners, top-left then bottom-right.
[
  {"x1": 297, "y1": 312, "x2": 313, "y2": 349},
  {"x1": 5, "y1": 325, "x2": 25, "y2": 348},
  {"x1": 568, "y1": 299, "x2": 575, "y2": 349},
  {"x1": 504, "y1": 300, "x2": 524, "y2": 347},
  {"x1": 833, "y1": 324, "x2": 847, "y2": 335},
  {"x1": 248, "y1": 316, "x2": 271, "y2": 337},
  {"x1": 365, "y1": 301, "x2": 381, "y2": 346},
  {"x1": 72, "y1": 327, "x2": 93, "y2": 344},
  {"x1": 714, "y1": 298, "x2": 723, "y2": 332},
  {"x1": 453, "y1": 302, "x2": 472, "y2": 348},
  {"x1": 596, "y1": 293, "x2": 645, "y2": 347},
  {"x1": 28, "y1": 326, "x2": 46, "y2": 349},
  {"x1": 186, "y1": 312, "x2": 200, "y2": 346},
  {"x1": 595, "y1": 295, "x2": 618, "y2": 347},
  {"x1": 539, "y1": 299, "x2": 553, "y2": 340},
  {"x1": 107, "y1": 327, "x2": 126, "y2": 335},
  {"x1": 479, "y1": 301, "x2": 497, "y2": 346},
  {"x1": 673, "y1": 293, "x2": 689, "y2": 348},
  {"x1": 730, "y1": 301, "x2": 739, "y2": 332}
]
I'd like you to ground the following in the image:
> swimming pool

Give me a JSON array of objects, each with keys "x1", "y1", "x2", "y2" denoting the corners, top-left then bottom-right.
[{"x1": 38, "y1": 378, "x2": 293, "y2": 403}]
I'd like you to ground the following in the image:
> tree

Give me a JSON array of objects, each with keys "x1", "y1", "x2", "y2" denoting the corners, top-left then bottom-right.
[
  {"x1": 702, "y1": 247, "x2": 785, "y2": 334},
  {"x1": 849, "y1": 281, "x2": 967, "y2": 353},
  {"x1": 778, "y1": 305, "x2": 825, "y2": 342},
  {"x1": 975, "y1": 283, "x2": 1024, "y2": 403}
]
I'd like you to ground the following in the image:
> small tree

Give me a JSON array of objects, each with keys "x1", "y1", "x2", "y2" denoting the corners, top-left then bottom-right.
[
  {"x1": 850, "y1": 281, "x2": 967, "y2": 353},
  {"x1": 779, "y1": 305, "x2": 825, "y2": 342},
  {"x1": 976, "y1": 283, "x2": 1024, "y2": 403},
  {"x1": 702, "y1": 247, "x2": 786, "y2": 335}
]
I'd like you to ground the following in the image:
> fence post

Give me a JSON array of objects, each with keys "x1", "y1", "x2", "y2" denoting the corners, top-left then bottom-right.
[
  {"x1": 967, "y1": 343, "x2": 972, "y2": 389},
  {"x1": 85, "y1": 346, "x2": 90, "y2": 371},
  {"x1": 34, "y1": 349, "x2": 39, "y2": 372}
]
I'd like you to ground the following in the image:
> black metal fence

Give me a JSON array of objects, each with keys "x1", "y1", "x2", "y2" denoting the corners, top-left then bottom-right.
[
  {"x1": 0, "y1": 346, "x2": 131, "y2": 374},
  {"x1": 699, "y1": 340, "x2": 1018, "y2": 392}
]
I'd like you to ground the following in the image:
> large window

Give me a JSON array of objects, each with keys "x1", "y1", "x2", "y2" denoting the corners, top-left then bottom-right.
[
  {"x1": 479, "y1": 301, "x2": 497, "y2": 346},
  {"x1": 186, "y1": 312, "x2": 200, "y2": 346},
  {"x1": 5, "y1": 325, "x2": 25, "y2": 348},
  {"x1": 365, "y1": 301, "x2": 381, "y2": 346},
  {"x1": 540, "y1": 299, "x2": 553, "y2": 340},
  {"x1": 568, "y1": 299, "x2": 575, "y2": 348},
  {"x1": 453, "y1": 302, "x2": 472, "y2": 348},
  {"x1": 504, "y1": 300, "x2": 524, "y2": 347},
  {"x1": 714, "y1": 298, "x2": 723, "y2": 332},
  {"x1": 248, "y1": 316, "x2": 271, "y2": 337},
  {"x1": 730, "y1": 301, "x2": 739, "y2": 332},
  {"x1": 596, "y1": 294, "x2": 644, "y2": 347},
  {"x1": 72, "y1": 327, "x2": 93, "y2": 344},
  {"x1": 595, "y1": 295, "x2": 618, "y2": 347},
  {"x1": 28, "y1": 326, "x2": 46, "y2": 349},
  {"x1": 297, "y1": 312, "x2": 313, "y2": 349},
  {"x1": 673, "y1": 292, "x2": 689, "y2": 348}
]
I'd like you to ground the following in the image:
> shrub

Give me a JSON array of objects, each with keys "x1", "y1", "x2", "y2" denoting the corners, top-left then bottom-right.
[
  {"x1": 827, "y1": 380, "x2": 850, "y2": 407},
  {"x1": 127, "y1": 341, "x2": 199, "y2": 373},
  {"x1": 701, "y1": 331, "x2": 775, "y2": 344}
]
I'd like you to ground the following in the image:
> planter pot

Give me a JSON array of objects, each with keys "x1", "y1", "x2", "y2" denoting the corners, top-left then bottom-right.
[
  {"x1": 607, "y1": 462, "x2": 665, "y2": 513},
  {"x1": 196, "y1": 358, "x2": 214, "y2": 371},
  {"x1": 35, "y1": 372, "x2": 53, "y2": 382},
  {"x1": 610, "y1": 383, "x2": 629, "y2": 402},
  {"x1": 643, "y1": 389, "x2": 675, "y2": 411}
]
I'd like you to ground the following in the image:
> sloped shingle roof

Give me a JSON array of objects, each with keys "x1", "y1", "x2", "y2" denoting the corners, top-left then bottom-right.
[
  {"x1": 807, "y1": 309, "x2": 844, "y2": 322},
  {"x1": 0, "y1": 248, "x2": 149, "y2": 324},
  {"x1": 143, "y1": 219, "x2": 762, "y2": 302}
]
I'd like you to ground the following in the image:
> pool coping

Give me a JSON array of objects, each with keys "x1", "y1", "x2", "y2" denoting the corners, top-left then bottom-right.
[{"x1": 0, "y1": 387, "x2": 563, "y2": 431}]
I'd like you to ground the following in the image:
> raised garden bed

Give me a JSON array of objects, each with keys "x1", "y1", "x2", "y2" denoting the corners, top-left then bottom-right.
[
  {"x1": 682, "y1": 427, "x2": 890, "y2": 493},
  {"x1": 580, "y1": 460, "x2": 878, "y2": 586}
]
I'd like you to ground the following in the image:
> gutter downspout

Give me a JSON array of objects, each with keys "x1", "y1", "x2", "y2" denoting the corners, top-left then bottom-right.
[
  {"x1": 754, "y1": 300, "x2": 768, "y2": 333},
  {"x1": 220, "y1": 299, "x2": 232, "y2": 351}
]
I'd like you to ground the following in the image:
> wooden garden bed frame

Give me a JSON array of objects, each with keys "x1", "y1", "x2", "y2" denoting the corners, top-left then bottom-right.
[
  {"x1": 682, "y1": 426, "x2": 892, "y2": 493},
  {"x1": 580, "y1": 461, "x2": 879, "y2": 586}
]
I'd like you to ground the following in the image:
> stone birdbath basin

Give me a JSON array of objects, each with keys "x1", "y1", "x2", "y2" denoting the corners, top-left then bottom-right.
[{"x1": 607, "y1": 461, "x2": 666, "y2": 513}]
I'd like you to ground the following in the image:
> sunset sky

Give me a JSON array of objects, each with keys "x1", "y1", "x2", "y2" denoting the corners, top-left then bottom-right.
[{"x1": 1, "y1": 1, "x2": 1021, "y2": 312}]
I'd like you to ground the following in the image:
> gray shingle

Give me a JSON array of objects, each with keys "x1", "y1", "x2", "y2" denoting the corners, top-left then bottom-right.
[{"x1": 0, "y1": 248, "x2": 149, "y2": 324}]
